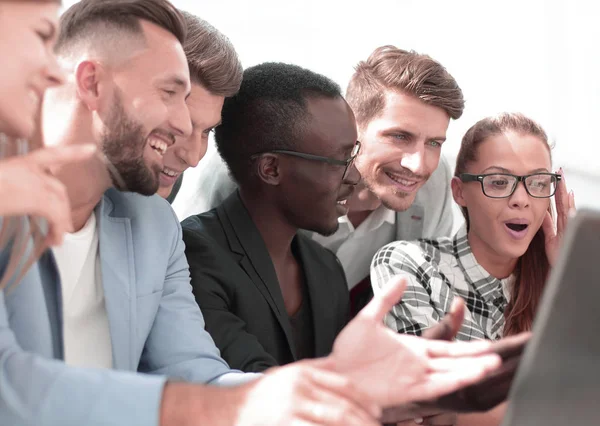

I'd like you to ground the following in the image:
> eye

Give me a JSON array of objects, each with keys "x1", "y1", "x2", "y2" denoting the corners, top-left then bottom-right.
[
  {"x1": 202, "y1": 128, "x2": 214, "y2": 137},
  {"x1": 491, "y1": 179, "x2": 509, "y2": 187},
  {"x1": 163, "y1": 89, "x2": 176, "y2": 96},
  {"x1": 427, "y1": 140, "x2": 442, "y2": 148},
  {"x1": 36, "y1": 30, "x2": 52, "y2": 43}
]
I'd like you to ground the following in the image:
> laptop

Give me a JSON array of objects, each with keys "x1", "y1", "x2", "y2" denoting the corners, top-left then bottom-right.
[{"x1": 502, "y1": 208, "x2": 600, "y2": 426}]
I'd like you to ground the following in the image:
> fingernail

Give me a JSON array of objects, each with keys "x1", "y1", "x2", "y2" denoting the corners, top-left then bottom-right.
[{"x1": 414, "y1": 418, "x2": 424, "y2": 424}]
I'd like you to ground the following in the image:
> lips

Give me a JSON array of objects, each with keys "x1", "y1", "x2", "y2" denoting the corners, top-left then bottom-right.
[
  {"x1": 385, "y1": 170, "x2": 422, "y2": 192},
  {"x1": 148, "y1": 132, "x2": 175, "y2": 158},
  {"x1": 503, "y1": 219, "x2": 530, "y2": 240}
]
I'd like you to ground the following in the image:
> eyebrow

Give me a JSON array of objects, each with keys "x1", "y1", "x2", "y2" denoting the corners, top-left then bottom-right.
[{"x1": 482, "y1": 166, "x2": 550, "y2": 174}]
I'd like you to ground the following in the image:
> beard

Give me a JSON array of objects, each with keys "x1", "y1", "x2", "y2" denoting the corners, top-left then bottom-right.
[{"x1": 101, "y1": 90, "x2": 159, "y2": 196}]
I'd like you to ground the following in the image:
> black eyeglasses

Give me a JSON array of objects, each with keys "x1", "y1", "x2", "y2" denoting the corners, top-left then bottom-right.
[
  {"x1": 460, "y1": 172, "x2": 562, "y2": 199},
  {"x1": 251, "y1": 141, "x2": 361, "y2": 181}
]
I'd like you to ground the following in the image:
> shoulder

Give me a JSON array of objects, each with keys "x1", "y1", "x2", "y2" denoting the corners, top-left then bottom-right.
[
  {"x1": 103, "y1": 189, "x2": 180, "y2": 239},
  {"x1": 298, "y1": 234, "x2": 342, "y2": 269},
  {"x1": 181, "y1": 208, "x2": 230, "y2": 253},
  {"x1": 414, "y1": 155, "x2": 452, "y2": 205},
  {"x1": 372, "y1": 236, "x2": 453, "y2": 272}
]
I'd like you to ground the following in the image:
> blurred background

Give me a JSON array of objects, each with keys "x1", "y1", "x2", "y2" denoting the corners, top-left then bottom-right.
[{"x1": 63, "y1": 0, "x2": 600, "y2": 215}]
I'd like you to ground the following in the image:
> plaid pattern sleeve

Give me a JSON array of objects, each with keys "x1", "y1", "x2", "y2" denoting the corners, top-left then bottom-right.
[
  {"x1": 371, "y1": 239, "x2": 449, "y2": 336},
  {"x1": 370, "y1": 228, "x2": 508, "y2": 341}
]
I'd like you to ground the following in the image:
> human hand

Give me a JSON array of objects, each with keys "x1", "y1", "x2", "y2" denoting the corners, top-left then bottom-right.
[
  {"x1": 0, "y1": 144, "x2": 96, "y2": 246},
  {"x1": 542, "y1": 168, "x2": 576, "y2": 266},
  {"x1": 236, "y1": 357, "x2": 381, "y2": 425},
  {"x1": 330, "y1": 277, "x2": 501, "y2": 408},
  {"x1": 414, "y1": 332, "x2": 529, "y2": 413}
]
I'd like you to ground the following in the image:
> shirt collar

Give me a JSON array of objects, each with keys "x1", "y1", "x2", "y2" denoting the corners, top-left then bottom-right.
[
  {"x1": 453, "y1": 226, "x2": 513, "y2": 298},
  {"x1": 338, "y1": 204, "x2": 396, "y2": 233}
]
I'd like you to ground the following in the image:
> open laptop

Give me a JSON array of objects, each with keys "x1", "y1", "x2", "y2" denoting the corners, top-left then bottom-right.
[{"x1": 502, "y1": 208, "x2": 600, "y2": 426}]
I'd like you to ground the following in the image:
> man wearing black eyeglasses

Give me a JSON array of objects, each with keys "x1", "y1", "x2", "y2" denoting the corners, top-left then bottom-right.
[{"x1": 180, "y1": 62, "x2": 361, "y2": 372}]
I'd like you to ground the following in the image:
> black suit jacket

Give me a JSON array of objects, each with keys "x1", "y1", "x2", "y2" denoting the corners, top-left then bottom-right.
[{"x1": 181, "y1": 192, "x2": 350, "y2": 373}]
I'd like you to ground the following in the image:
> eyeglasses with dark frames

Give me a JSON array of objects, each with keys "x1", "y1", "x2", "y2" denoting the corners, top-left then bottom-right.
[
  {"x1": 460, "y1": 172, "x2": 562, "y2": 199},
  {"x1": 251, "y1": 141, "x2": 361, "y2": 181}
]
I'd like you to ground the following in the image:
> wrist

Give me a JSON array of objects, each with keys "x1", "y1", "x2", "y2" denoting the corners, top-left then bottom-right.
[{"x1": 160, "y1": 381, "x2": 252, "y2": 426}]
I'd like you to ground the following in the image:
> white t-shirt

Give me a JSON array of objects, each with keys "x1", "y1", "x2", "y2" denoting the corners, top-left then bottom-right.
[
  {"x1": 53, "y1": 212, "x2": 113, "y2": 369},
  {"x1": 312, "y1": 205, "x2": 396, "y2": 290}
]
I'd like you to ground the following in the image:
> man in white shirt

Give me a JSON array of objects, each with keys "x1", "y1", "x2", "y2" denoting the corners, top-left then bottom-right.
[{"x1": 313, "y1": 46, "x2": 465, "y2": 315}]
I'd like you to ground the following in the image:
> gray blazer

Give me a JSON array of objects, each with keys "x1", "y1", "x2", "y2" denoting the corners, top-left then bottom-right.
[{"x1": 0, "y1": 188, "x2": 254, "y2": 426}]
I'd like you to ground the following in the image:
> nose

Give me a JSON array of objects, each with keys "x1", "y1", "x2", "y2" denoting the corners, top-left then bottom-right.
[
  {"x1": 45, "y1": 53, "x2": 66, "y2": 88},
  {"x1": 175, "y1": 133, "x2": 208, "y2": 169},
  {"x1": 168, "y1": 100, "x2": 193, "y2": 139},
  {"x1": 509, "y1": 180, "x2": 530, "y2": 209},
  {"x1": 399, "y1": 145, "x2": 425, "y2": 175},
  {"x1": 343, "y1": 162, "x2": 361, "y2": 185}
]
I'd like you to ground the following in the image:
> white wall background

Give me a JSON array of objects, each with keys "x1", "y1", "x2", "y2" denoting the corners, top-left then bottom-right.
[{"x1": 63, "y1": 0, "x2": 600, "y2": 211}]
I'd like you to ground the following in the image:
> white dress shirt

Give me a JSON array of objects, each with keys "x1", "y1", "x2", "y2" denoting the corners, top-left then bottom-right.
[
  {"x1": 312, "y1": 205, "x2": 396, "y2": 290},
  {"x1": 53, "y1": 212, "x2": 113, "y2": 369}
]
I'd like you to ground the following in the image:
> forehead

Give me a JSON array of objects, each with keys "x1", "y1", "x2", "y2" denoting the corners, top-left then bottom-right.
[
  {"x1": 118, "y1": 20, "x2": 190, "y2": 90},
  {"x1": 473, "y1": 131, "x2": 552, "y2": 172},
  {"x1": 370, "y1": 91, "x2": 450, "y2": 137},
  {"x1": 187, "y1": 84, "x2": 224, "y2": 128},
  {"x1": 0, "y1": 2, "x2": 59, "y2": 27},
  {"x1": 302, "y1": 96, "x2": 357, "y2": 153}
]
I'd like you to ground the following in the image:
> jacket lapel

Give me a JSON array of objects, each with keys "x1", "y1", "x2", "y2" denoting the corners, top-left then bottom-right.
[
  {"x1": 96, "y1": 191, "x2": 136, "y2": 371},
  {"x1": 219, "y1": 192, "x2": 297, "y2": 359},
  {"x1": 295, "y1": 237, "x2": 334, "y2": 357}
]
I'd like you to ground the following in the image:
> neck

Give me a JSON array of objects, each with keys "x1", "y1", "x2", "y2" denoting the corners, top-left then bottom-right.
[
  {"x1": 345, "y1": 181, "x2": 381, "y2": 229},
  {"x1": 239, "y1": 189, "x2": 297, "y2": 264},
  {"x1": 467, "y1": 230, "x2": 518, "y2": 279},
  {"x1": 52, "y1": 112, "x2": 112, "y2": 232}
]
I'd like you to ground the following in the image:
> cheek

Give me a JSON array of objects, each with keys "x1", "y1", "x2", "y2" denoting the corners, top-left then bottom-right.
[
  {"x1": 423, "y1": 149, "x2": 441, "y2": 174},
  {"x1": 465, "y1": 191, "x2": 503, "y2": 225}
]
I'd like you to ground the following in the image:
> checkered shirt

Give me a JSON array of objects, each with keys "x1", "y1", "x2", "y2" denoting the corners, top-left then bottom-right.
[{"x1": 371, "y1": 226, "x2": 512, "y2": 341}]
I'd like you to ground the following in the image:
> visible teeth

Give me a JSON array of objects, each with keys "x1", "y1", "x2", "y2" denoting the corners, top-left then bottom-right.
[
  {"x1": 337, "y1": 199, "x2": 347, "y2": 206},
  {"x1": 387, "y1": 172, "x2": 417, "y2": 186},
  {"x1": 162, "y1": 167, "x2": 178, "y2": 177},
  {"x1": 149, "y1": 137, "x2": 168, "y2": 155}
]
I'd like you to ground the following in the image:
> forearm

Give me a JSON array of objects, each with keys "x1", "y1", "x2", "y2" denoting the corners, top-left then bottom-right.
[
  {"x1": 456, "y1": 402, "x2": 506, "y2": 426},
  {"x1": 160, "y1": 381, "x2": 248, "y2": 426}
]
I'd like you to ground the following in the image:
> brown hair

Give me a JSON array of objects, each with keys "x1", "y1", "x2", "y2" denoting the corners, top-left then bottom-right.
[
  {"x1": 347, "y1": 45, "x2": 464, "y2": 130},
  {"x1": 55, "y1": 0, "x2": 186, "y2": 53},
  {"x1": 455, "y1": 112, "x2": 553, "y2": 336},
  {"x1": 181, "y1": 11, "x2": 242, "y2": 97}
]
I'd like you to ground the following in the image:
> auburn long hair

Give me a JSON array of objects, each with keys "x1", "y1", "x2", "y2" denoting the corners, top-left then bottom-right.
[{"x1": 455, "y1": 112, "x2": 552, "y2": 336}]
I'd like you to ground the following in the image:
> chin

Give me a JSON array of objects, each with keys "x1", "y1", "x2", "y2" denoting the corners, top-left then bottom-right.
[
  {"x1": 311, "y1": 220, "x2": 339, "y2": 237},
  {"x1": 379, "y1": 191, "x2": 416, "y2": 212},
  {"x1": 157, "y1": 185, "x2": 173, "y2": 199}
]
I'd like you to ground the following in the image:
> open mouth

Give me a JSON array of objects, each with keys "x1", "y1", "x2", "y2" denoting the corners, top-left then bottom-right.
[
  {"x1": 506, "y1": 223, "x2": 528, "y2": 232},
  {"x1": 149, "y1": 137, "x2": 168, "y2": 157}
]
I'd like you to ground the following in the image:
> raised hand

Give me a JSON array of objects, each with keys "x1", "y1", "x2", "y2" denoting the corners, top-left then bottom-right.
[
  {"x1": 330, "y1": 277, "x2": 501, "y2": 408},
  {"x1": 0, "y1": 144, "x2": 97, "y2": 246},
  {"x1": 542, "y1": 168, "x2": 576, "y2": 266}
]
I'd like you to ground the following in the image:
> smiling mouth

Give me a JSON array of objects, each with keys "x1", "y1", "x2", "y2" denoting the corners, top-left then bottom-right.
[{"x1": 385, "y1": 171, "x2": 421, "y2": 188}]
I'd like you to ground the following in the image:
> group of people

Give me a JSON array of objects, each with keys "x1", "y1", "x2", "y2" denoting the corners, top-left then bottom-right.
[{"x1": 0, "y1": 1, "x2": 575, "y2": 426}]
